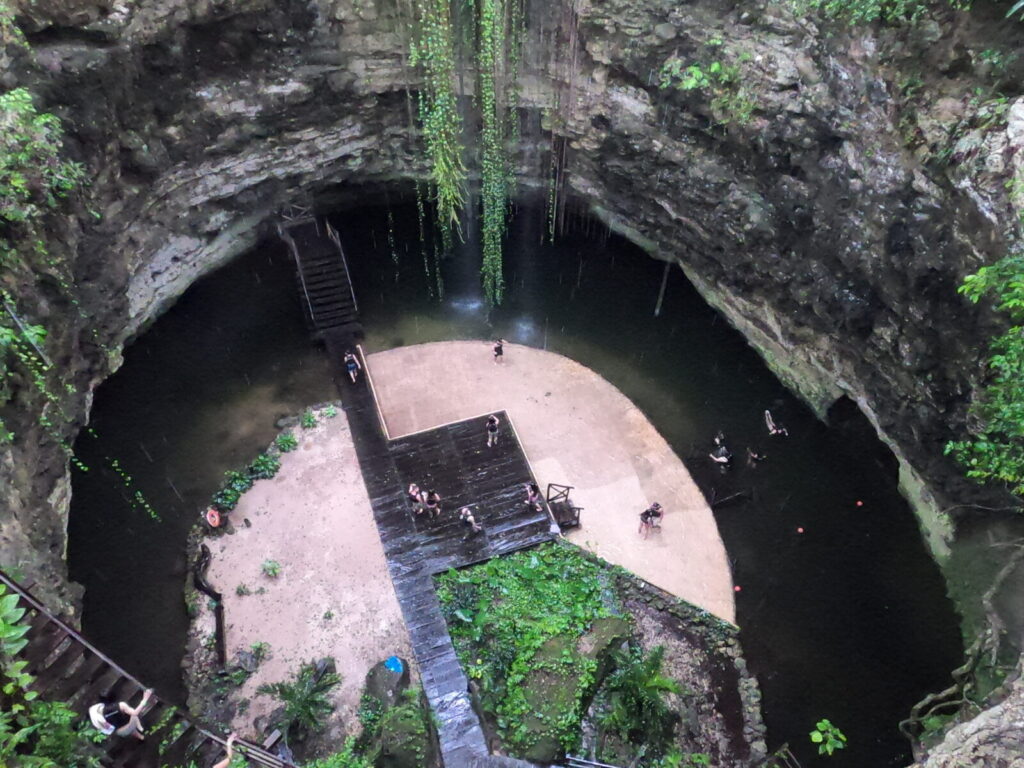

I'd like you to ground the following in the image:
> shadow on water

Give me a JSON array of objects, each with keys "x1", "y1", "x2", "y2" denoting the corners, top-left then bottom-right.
[{"x1": 69, "y1": 201, "x2": 961, "y2": 766}]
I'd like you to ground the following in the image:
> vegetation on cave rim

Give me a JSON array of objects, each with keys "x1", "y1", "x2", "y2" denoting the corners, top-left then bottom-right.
[
  {"x1": 437, "y1": 541, "x2": 618, "y2": 754},
  {"x1": 946, "y1": 251, "x2": 1024, "y2": 500},
  {"x1": 798, "y1": 0, "x2": 970, "y2": 24},
  {"x1": 0, "y1": 584, "x2": 106, "y2": 766},
  {"x1": 410, "y1": 0, "x2": 467, "y2": 235},
  {"x1": 0, "y1": 87, "x2": 85, "y2": 447},
  {"x1": 657, "y1": 41, "x2": 756, "y2": 128}
]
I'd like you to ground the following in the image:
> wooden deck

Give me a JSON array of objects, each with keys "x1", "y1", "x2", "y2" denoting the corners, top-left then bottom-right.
[{"x1": 326, "y1": 330, "x2": 555, "y2": 767}]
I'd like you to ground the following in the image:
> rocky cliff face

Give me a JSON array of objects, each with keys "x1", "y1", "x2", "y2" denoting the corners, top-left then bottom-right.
[{"x1": 2, "y1": 0, "x2": 1023, "y2": 760}]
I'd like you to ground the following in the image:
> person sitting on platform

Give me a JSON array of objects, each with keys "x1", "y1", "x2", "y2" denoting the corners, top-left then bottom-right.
[
  {"x1": 344, "y1": 349, "x2": 361, "y2": 383},
  {"x1": 89, "y1": 688, "x2": 154, "y2": 740},
  {"x1": 638, "y1": 503, "x2": 663, "y2": 538},
  {"x1": 525, "y1": 482, "x2": 542, "y2": 512}
]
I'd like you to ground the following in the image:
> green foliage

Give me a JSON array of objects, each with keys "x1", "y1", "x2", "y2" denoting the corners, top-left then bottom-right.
[
  {"x1": 651, "y1": 752, "x2": 710, "y2": 768},
  {"x1": 357, "y1": 693, "x2": 385, "y2": 733},
  {"x1": 251, "y1": 641, "x2": 271, "y2": 661},
  {"x1": 0, "y1": 586, "x2": 104, "y2": 767},
  {"x1": 301, "y1": 408, "x2": 318, "y2": 429},
  {"x1": 598, "y1": 645, "x2": 683, "y2": 756},
  {"x1": 946, "y1": 252, "x2": 1024, "y2": 498},
  {"x1": 257, "y1": 660, "x2": 341, "y2": 741},
  {"x1": 0, "y1": 88, "x2": 85, "y2": 225},
  {"x1": 211, "y1": 444, "x2": 285, "y2": 511},
  {"x1": 437, "y1": 542, "x2": 617, "y2": 754},
  {"x1": 477, "y1": 0, "x2": 515, "y2": 306},
  {"x1": 323, "y1": 404, "x2": 338, "y2": 418},
  {"x1": 248, "y1": 452, "x2": 281, "y2": 480},
  {"x1": 275, "y1": 432, "x2": 299, "y2": 452},
  {"x1": 261, "y1": 560, "x2": 282, "y2": 578},
  {"x1": 212, "y1": 469, "x2": 254, "y2": 512},
  {"x1": 235, "y1": 583, "x2": 251, "y2": 597},
  {"x1": 305, "y1": 737, "x2": 373, "y2": 768},
  {"x1": 410, "y1": 0, "x2": 467, "y2": 231},
  {"x1": 798, "y1": 0, "x2": 968, "y2": 24},
  {"x1": 809, "y1": 718, "x2": 847, "y2": 756},
  {"x1": 658, "y1": 49, "x2": 755, "y2": 127}
]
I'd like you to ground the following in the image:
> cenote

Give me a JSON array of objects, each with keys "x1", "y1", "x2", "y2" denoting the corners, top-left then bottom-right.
[{"x1": 67, "y1": 198, "x2": 962, "y2": 767}]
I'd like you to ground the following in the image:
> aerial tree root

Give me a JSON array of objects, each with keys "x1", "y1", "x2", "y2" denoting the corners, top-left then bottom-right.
[{"x1": 899, "y1": 540, "x2": 1024, "y2": 763}]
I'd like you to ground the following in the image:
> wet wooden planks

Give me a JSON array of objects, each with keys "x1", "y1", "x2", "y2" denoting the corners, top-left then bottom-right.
[
  {"x1": 0, "y1": 572, "x2": 281, "y2": 768},
  {"x1": 326, "y1": 333, "x2": 555, "y2": 768}
]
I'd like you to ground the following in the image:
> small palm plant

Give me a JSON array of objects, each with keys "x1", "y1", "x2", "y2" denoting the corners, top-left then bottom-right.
[
  {"x1": 599, "y1": 645, "x2": 683, "y2": 753},
  {"x1": 257, "y1": 659, "x2": 341, "y2": 741}
]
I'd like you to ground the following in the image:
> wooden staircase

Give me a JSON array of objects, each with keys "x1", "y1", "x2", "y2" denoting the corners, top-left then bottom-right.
[
  {"x1": 277, "y1": 218, "x2": 361, "y2": 340},
  {"x1": 0, "y1": 570, "x2": 288, "y2": 768}
]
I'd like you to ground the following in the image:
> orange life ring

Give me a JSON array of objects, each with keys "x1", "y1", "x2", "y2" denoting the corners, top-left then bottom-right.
[{"x1": 206, "y1": 508, "x2": 221, "y2": 528}]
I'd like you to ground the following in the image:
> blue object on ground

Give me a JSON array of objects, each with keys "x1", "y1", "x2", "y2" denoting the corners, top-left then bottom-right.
[{"x1": 385, "y1": 655, "x2": 404, "y2": 674}]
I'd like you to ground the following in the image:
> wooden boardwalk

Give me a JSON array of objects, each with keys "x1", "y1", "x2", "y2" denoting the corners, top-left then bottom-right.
[
  {"x1": 326, "y1": 330, "x2": 556, "y2": 767},
  {"x1": 0, "y1": 571, "x2": 285, "y2": 768}
]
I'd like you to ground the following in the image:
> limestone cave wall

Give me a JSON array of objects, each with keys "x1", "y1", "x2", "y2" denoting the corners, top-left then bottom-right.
[{"x1": 1, "y1": 0, "x2": 1023, "y2": 754}]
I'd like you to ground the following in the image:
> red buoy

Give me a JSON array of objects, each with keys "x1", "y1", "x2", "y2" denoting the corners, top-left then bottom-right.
[
  {"x1": 797, "y1": 527, "x2": 804, "y2": 533},
  {"x1": 856, "y1": 500, "x2": 864, "y2": 507},
  {"x1": 734, "y1": 585, "x2": 742, "y2": 592},
  {"x1": 206, "y1": 508, "x2": 221, "y2": 528}
]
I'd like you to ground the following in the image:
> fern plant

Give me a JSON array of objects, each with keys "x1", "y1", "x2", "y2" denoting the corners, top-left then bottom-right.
[
  {"x1": 599, "y1": 645, "x2": 683, "y2": 754},
  {"x1": 257, "y1": 660, "x2": 341, "y2": 740}
]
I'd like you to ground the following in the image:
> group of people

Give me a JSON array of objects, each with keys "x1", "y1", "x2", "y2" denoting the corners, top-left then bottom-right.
[
  {"x1": 408, "y1": 482, "x2": 485, "y2": 538},
  {"x1": 707, "y1": 410, "x2": 789, "y2": 470},
  {"x1": 407, "y1": 483, "x2": 443, "y2": 518}
]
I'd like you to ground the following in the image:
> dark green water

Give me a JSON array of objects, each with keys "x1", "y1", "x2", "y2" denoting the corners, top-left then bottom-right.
[{"x1": 68, "y1": 202, "x2": 962, "y2": 767}]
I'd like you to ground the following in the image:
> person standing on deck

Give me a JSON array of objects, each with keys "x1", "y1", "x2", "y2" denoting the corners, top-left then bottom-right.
[
  {"x1": 486, "y1": 414, "x2": 500, "y2": 447},
  {"x1": 425, "y1": 490, "x2": 442, "y2": 519},
  {"x1": 344, "y1": 349, "x2": 361, "y2": 383},
  {"x1": 408, "y1": 483, "x2": 426, "y2": 516},
  {"x1": 460, "y1": 506, "x2": 483, "y2": 538},
  {"x1": 493, "y1": 339, "x2": 504, "y2": 363}
]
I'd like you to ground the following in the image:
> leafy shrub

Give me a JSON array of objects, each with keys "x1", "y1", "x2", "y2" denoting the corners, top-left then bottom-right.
[
  {"x1": 598, "y1": 645, "x2": 682, "y2": 755},
  {"x1": 809, "y1": 718, "x2": 847, "y2": 755},
  {"x1": 211, "y1": 469, "x2": 254, "y2": 512},
  {"x1": 946, "y1": 252, "x2": 1024, "y2": 499},
  {"x1": 436, "y1": 542, "x2": 617, "y2": 754},
  {"x1": 261, "y1": 560, "x2": 282, "y2": 578},
  {"x1": 0, "y1": 585, "x2": 104, "y2": 766},
  {"x1": 257, "y1": 660, "x2": 341, "y2": 741},
  {"x1": 0, "y1": 88, "x2": 84, "y2": 225},
  {"x1": 248, "y1": 452, "x2": 281, "y2": 480},
  {"x1": 305, "y1": 737, "x2": 372, "y2": 768},
  {"x1": 275, "y1": 432, "x2": 298, "y2": 452},
  {"x1": 301, "y1": 409, "x2": 317, "y2": 429},
  {"x1": 323, "y1": 405, "x2": 338, "y2": 418}
]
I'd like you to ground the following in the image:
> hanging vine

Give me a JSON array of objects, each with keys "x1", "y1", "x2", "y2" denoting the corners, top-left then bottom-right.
[
  {"x1": 409, "y1": 0, "x2": 523, "y2": 306},
  {"x1": 477, "y1": 0, "x2": 509, "y2": 306},
  {"x1": 411, "y1": 0, "x2": 467, "y2": 236}
]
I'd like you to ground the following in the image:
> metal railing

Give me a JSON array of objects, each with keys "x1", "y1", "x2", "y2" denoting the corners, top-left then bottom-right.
[{"x1": 0, "y1": 570, "x2": 287, "y2": 768}]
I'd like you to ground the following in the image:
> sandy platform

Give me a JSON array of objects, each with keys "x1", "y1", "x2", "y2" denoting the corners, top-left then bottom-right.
[
  {"x1": 365, "y1": 341, "x2": 735, "y2": 623},
  {"x1": 204, "y1": 408, "x2": 414, "y2": 734}
]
